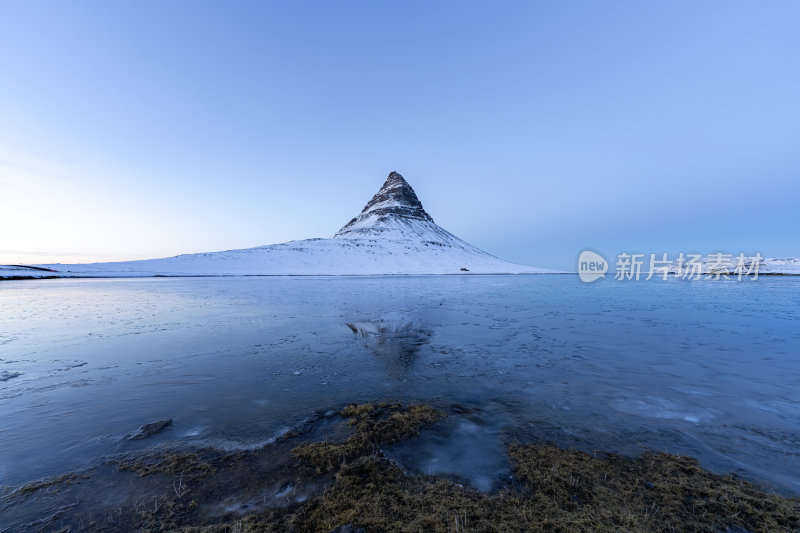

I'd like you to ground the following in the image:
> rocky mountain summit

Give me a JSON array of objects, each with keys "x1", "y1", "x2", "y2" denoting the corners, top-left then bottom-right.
[
  {"x1": 335, "y1": 171, "x2": 434, "y2": 237},
  {"x1": 333, "y1": 171, "x2": 488, "y2": 251}
]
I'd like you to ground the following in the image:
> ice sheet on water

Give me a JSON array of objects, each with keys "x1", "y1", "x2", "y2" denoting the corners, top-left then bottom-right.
[
  {"x1": 1, "y1": 275, "x2": 799, "y2": 496},
  {"x1": 609, "y1": 396, "x2": 718, "y2": 424},
  {"x1": 384, "y1": 408, "x2": 513, "y2": 492}
]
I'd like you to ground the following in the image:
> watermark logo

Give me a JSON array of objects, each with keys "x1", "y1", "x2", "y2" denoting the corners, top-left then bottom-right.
[
  {"x1": 578, "y1": 251, "x2": 762, "y2": 282},
  {"x1": 578, "y1": 250, "x2": 608, "y2": 283}
]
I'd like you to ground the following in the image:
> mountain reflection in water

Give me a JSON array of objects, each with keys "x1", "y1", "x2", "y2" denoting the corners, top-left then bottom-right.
[{"x1": 346, "y1": 313, "x2": 432, "y2": 375}]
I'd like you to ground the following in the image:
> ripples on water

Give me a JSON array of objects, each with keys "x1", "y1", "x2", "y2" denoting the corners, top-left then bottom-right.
[{"x1": 0, "y1": 275, "x2": 798, "y2": 496}]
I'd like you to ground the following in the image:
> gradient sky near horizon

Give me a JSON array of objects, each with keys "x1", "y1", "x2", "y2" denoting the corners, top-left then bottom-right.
[{"x1": 1, "y1": 1, "x2": 798, "y2": 271}]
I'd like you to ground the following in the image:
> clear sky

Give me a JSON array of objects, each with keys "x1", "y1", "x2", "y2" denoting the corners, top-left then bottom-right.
[{"x1": 1, "y1": 1, "x2": 798, "y2": 270}]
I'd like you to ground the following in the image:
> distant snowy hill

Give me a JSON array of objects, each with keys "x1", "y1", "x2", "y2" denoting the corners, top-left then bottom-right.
[
  {"x1": 666, "y1": 255, "x2": 800, "y2": 276},
  {"x1": 759, "y1": 258, "x2": 800, "y2": 274},
  {"x1": 2, "y1": 172, "x2": 555, "y2": 279}
]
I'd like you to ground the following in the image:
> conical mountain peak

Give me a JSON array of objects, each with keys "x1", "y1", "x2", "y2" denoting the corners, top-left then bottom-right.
[{"x1": 335, "y1": 172, "x2": 434, "y2": 237}]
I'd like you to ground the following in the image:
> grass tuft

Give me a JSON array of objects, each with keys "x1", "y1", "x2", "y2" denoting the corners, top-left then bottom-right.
[
  {"x1": 292, "y1": 402, "x2": 444, "y2": 473},
  {"x1": 113, "y1": 451, "x2": 216, "y2": 478}
]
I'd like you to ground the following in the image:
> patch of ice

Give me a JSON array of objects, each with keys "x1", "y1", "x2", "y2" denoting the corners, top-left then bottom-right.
[{"x1": 609, "y1": 396, "x2": 716, "y2": 424}]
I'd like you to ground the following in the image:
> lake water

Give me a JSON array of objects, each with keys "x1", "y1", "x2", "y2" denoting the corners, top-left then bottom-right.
[{"x1": 1, "y1": 275, "x2": 798, "y2": 498}]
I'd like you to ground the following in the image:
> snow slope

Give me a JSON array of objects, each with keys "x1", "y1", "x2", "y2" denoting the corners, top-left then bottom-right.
[{"x1": 2, "y1": 172, "x2": 555, "y2": 278}]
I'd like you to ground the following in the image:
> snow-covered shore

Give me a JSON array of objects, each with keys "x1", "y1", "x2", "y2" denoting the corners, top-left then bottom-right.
[{"x1": 0, "y1": 235, "x2": 554, "y2": 279}]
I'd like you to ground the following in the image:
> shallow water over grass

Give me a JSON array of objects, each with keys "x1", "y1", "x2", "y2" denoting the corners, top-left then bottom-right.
[{"x1": 1, "y1": 274, "x2": 798, "y2": 506}]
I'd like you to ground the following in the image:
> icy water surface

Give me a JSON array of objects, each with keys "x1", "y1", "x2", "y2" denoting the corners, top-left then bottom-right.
[{"x1": 0, "y1": 275, "x2": 798, "y2": 498}]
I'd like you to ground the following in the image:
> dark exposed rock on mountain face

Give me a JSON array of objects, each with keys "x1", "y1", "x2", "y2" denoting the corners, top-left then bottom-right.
[{"x1": 335, "y1": 172, "x2": 434, "y2": 237}]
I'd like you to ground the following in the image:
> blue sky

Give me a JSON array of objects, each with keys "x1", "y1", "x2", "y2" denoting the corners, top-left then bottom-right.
[{"x1": 1, "y1": 1, "x2": 798, "y2": 270}]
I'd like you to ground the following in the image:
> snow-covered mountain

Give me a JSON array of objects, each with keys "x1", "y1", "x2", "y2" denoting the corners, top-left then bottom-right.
[{"x1": 1, "y1": 172, "x2": 554, "y2": 279}]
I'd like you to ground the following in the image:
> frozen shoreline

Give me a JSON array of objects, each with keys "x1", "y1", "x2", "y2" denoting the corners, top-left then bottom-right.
[{"x1": 2, "y1": 402, "x2": 798, "y2": 532}]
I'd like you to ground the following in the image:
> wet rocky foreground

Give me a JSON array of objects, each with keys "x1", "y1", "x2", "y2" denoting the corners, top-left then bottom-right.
[{"x1": 2, "y1": 402, "x2": 798, "y2": 532}]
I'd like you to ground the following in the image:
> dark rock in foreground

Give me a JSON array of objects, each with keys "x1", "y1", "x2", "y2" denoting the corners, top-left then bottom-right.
[{"x1": 127, "y1": 419, "x2": 173, "y2": 440}]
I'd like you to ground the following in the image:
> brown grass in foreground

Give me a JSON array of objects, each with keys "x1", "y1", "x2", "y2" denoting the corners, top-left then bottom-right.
[{"x1": 190, "y1": 403, "x2": 799, "y2": 533}]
